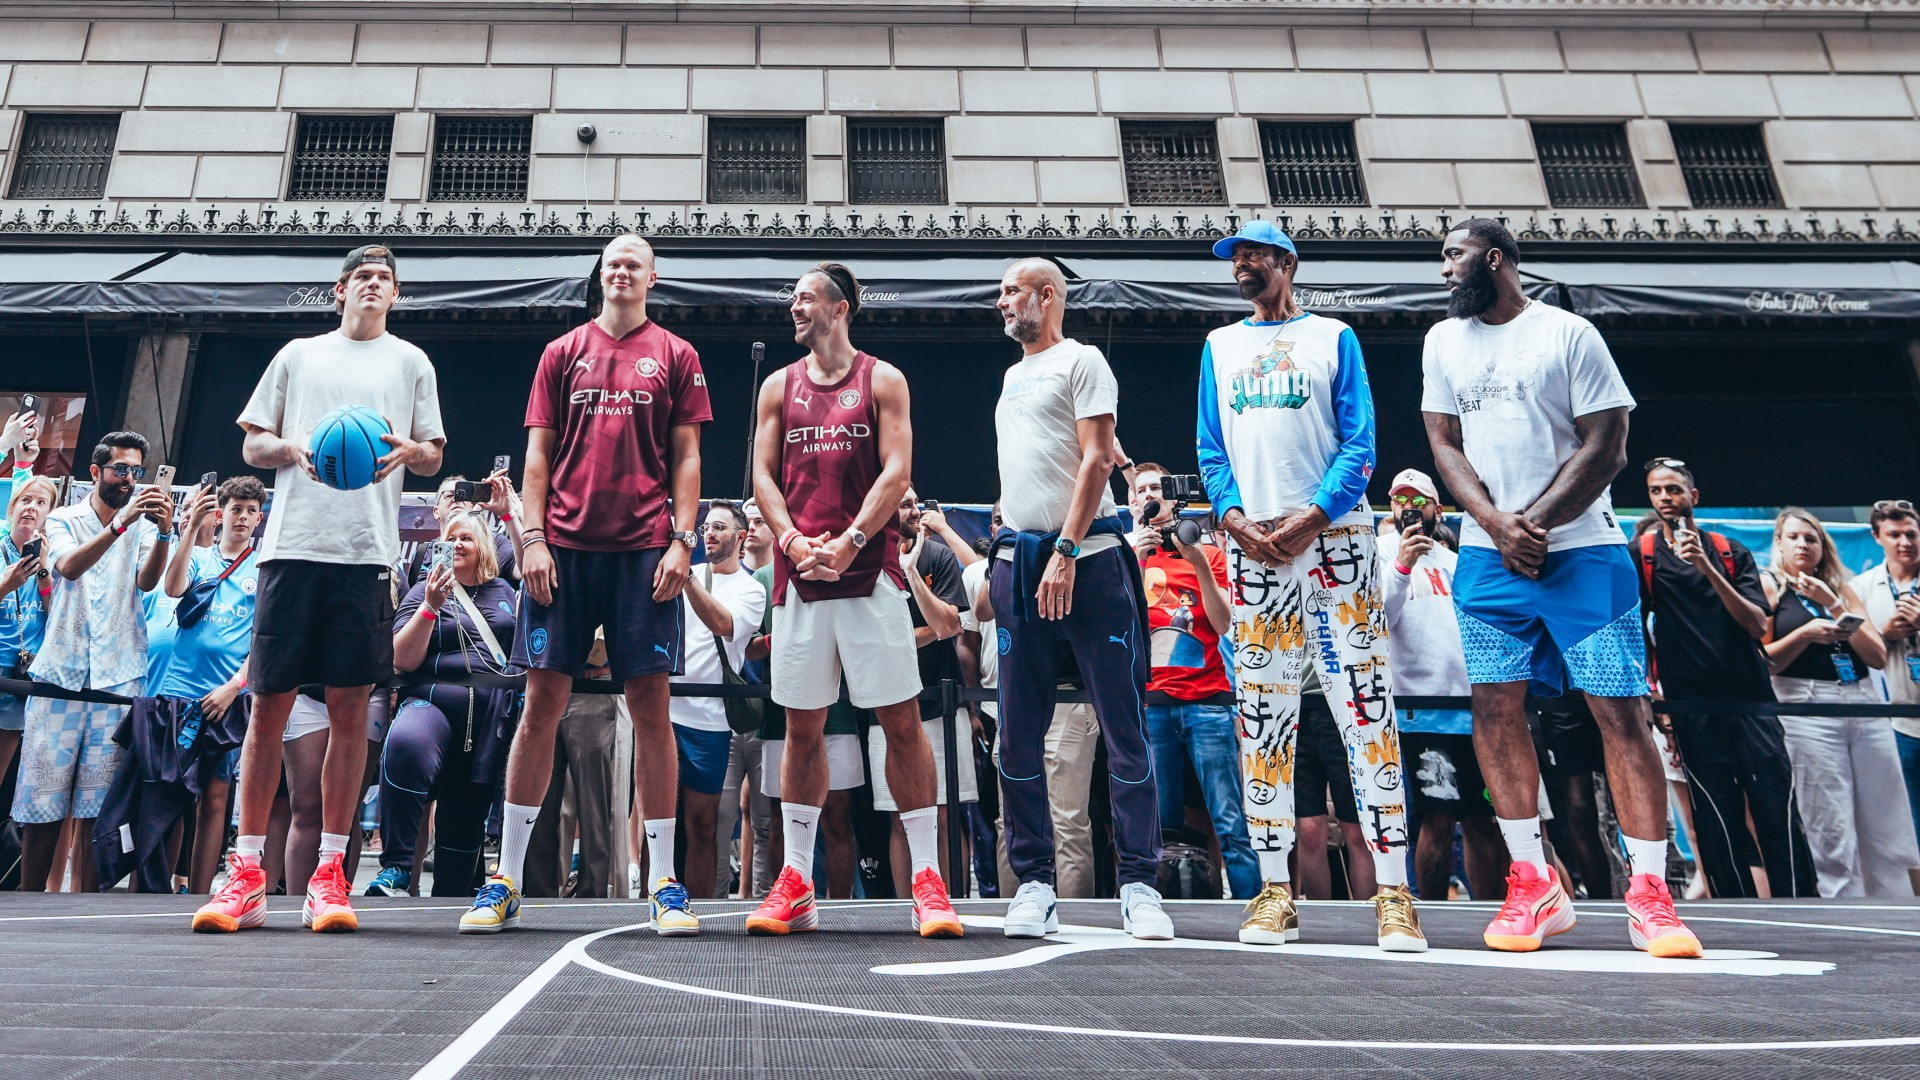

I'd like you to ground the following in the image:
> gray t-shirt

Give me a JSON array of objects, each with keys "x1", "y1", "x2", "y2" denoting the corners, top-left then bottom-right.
[{"x1": 238, "y1": 329, "x2": 445, "y2": 568}]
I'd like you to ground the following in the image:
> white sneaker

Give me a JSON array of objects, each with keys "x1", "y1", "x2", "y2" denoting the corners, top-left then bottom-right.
[
  {"x1": 1120, "y1": 882, "x2": 1174, "y2": 940},
  {"x1": 1003, "y1": 880, "x2": 1060, "y2": 938}
]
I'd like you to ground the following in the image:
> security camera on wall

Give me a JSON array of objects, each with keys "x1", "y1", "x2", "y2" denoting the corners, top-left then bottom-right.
[{"x1": 576, "y1": 124, "x2": 597, "y2": 145}]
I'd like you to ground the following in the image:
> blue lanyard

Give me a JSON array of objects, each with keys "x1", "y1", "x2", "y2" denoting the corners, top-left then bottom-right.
[
  {"x1": 1888, "y1": 572, "x2": 1920, "y2": 605},
  {"x1": 1793, "y1": 590, "x2": 1828, "y2": 620}
]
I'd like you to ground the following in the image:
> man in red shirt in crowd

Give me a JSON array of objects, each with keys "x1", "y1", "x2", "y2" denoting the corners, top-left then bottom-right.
[
  {"x1": 461, "y1": 234, "x2": 711, "y2": 936},
  {"x1": 1127, "y1": 462, "x2": 1260, "y2": 900}
]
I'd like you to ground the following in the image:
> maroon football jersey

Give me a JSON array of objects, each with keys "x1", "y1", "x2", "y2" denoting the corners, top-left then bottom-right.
[{"x1": 774, "y1": 352, "x2": 903, "y2": 604}]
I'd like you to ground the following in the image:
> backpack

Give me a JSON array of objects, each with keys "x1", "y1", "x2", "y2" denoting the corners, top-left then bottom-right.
[
  {"x1": 1154, "y1": 826, "x2": 1223, "y2": 900},
  {"x1": 1636, "y1": 529, "x2": 1738, "y2": 694}
]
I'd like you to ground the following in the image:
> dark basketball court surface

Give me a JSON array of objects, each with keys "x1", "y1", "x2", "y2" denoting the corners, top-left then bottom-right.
[{"x1": 4, "y1": 895, "x2": 1918, "y2": 1078}]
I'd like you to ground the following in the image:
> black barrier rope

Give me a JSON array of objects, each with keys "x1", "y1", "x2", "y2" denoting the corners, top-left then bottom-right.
[{"x1": 9, "y1": 674, "x2": 1920, "y2": 719}]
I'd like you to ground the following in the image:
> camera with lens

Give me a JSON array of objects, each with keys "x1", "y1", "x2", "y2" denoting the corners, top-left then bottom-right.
[{"x1": 1145, "y1": 474, "x2": 1206, "y2": 554}]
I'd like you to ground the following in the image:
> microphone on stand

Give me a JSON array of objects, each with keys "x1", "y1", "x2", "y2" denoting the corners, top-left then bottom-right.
[{"x1": 741, "y1": 341, "x2": 766, "y2": 498}]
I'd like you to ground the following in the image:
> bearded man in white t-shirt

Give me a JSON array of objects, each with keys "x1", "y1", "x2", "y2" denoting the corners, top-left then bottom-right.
[
  {"x1": 195, "y1": 245, "x2": 446, "y2": 936},
  {"x1": 1421, "y1": 218, "x2": 1701, "y2": 958}
]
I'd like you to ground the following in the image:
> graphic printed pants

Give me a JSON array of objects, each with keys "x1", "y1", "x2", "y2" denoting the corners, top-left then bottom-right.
[{"x1": 1228, "y1": 524, "x2": 1409, "y2": 886}]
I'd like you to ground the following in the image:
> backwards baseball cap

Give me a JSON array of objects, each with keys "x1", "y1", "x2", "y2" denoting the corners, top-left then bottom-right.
[
  {"x1": 341, "y1": 244, "x2": 397, "y2": 277},
  {"x1": 1388, "y1": 468, "x2": 1439, "y2": 502},
  {"x1": 1211, "y1": 220, "x2": 1297, "y2": 260}
]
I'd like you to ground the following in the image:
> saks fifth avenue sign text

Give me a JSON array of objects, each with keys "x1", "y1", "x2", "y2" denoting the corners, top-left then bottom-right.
[{"x1": 1746, "y1": 290, "x2": 1872, "y2": 314}]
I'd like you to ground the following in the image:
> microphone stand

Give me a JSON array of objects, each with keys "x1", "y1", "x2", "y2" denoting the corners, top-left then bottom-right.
[{"x1": 740, "y1": 341, "x2": 765, "y2": 498}]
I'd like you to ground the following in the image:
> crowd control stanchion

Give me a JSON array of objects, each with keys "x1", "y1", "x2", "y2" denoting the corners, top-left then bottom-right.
[{"x1": 940, "y1": 678, "x2": 965, "y2": 900}]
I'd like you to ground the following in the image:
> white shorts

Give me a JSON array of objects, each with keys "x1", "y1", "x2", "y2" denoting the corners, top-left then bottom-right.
[
  {"x1": 867, "y1": 716, "x2": 978, "y2": 812},
  {"x1": 770, "y1": 575, "x2": 922, "y2": 711},
  {"x1": 759, "y1": 733, "x2": 864, "y2": 799},
  {"x1": 283, "y1": 690, "x2": 394, "y2": 743}
]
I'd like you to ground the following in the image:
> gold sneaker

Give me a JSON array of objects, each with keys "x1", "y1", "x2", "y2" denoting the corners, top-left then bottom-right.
[
  {"x1": 1238, "y1": 881, "x2": 1298, "y2": 945},
  {"x1": 1373, "y1": 884, "x2": 1428, "y2": 953}
]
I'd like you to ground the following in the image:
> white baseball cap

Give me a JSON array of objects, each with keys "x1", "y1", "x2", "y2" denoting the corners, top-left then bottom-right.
[{"x1": 1388, "y1": 468, "x2": 1439, "y2": 502}]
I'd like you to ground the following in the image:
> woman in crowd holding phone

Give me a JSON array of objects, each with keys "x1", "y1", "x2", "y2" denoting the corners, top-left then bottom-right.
[
  {"x1": 0, "y1": 476, "x2": 56, "y2": 781},
  {"x1": 366, "y1": 511, "x2": 518, "y2": 899},
  {"x1": 1762, "y1": 507, "x2": 1920, "y2": 896}
]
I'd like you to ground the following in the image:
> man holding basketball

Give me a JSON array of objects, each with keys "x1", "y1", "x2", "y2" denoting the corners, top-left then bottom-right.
[
  {"x1": 195, "y1": 245, "x2": 444, "y2": 934},
  {"x1": 461, "y1": 234, "x2": 711, "y2": 936}
]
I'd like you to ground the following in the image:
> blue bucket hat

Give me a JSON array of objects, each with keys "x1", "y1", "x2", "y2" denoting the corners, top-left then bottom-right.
[{"x1": 1210, "y1": 220, "x2": 1297, "y2": 260}]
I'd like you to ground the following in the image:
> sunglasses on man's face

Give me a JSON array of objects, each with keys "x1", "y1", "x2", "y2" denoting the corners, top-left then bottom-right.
[
  {"x1": 1389, "y1": 494, "x2": 1430, "y2": 507},
  {"x1": 102, "y1": 463, "x2": 146, "y2": 480}
]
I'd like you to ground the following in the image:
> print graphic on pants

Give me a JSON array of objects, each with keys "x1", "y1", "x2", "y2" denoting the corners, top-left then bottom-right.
[{"x1": 1229, "y1": 524, "x2": 1409, "y2": 865}]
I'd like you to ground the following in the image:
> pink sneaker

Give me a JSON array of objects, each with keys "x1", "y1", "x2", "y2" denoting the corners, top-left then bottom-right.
[
  {"x1": 192, "y1": 853, "x2": 267, "y2": 933},
  {"x1": 1626, "y1": 873, "x2": 1703, "y2": 958},
  {"x1": 1483, "y1": 862, "x2": 1576, "y2": 952},
  {"x1": 302, "y1": 852, "x2": 359, "y2": 933},
  {"x1": 911, "y1": 867, "x2": 964, "y2": 938}
]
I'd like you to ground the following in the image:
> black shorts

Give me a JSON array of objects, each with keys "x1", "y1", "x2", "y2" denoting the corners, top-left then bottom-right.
[
  {"x1": 249, "y1": 560, "x2": 396, "y2": 694},
  {"x1": 512, "y1": 546, "x2": 684, "y2": 682},
  {"x1": 1537, "y1": 702, "x2": 1604, "y2": 778},
  {"x1": 1403, "y1": 732, "x2": 1493, "y2": 818},
  {"x1": 1293, "y1": 694, "x2": 1357, "y2": 823}
]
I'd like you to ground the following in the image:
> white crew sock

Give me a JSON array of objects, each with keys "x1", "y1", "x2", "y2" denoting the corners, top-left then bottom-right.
[
  {"x1": 1497, "y1": 816, "x2": 1551, "y2": 877},
  {"x1": 781, "y1": 803, "x2": 822, "y2": 884},
  {"x1": 497, "y1": 801, "x2": 542, "y2": 886},
  {"x1": 1258, "y1": 850, "x2": 1290, "y2": 884},
  {"x1": 318, "y1": 832, "x2": 349, "y2": 858},
  {"x1": 236, "y1": 835, "x2": 266, "y2": 865},
  {"x1": 900, "y1": 806, "x2": 939, "y2": 878},
  {"x1": 1623, "y1": 835, "x2": 1669, "y2": 881},
  {"x1": 644, "y1": 818, "x2": 677, "y2": 885}
]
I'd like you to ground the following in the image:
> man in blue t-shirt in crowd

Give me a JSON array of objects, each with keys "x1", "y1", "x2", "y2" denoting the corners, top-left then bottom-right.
[{"x1": 157, "y1": 476, "x2": 266, "y2": 894}]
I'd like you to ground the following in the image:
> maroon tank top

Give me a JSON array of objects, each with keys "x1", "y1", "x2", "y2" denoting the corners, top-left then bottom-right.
[{"x1": 774, "y1": 352, "x2": 904, "y2": 605}]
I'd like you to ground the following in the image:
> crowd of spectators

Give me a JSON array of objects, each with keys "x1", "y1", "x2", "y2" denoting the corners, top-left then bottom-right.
[{"x1": 3, "y1": 431, "x2": 1919, "y2": 906}]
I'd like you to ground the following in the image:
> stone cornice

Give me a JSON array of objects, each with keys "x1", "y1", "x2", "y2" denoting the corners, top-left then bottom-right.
[{"x1": 6, "y1": 0, "x2": 1920, "y2": 29}]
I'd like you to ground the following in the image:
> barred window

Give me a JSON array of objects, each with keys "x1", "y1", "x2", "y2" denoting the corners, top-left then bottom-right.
[
  {"x1": 288, "y1": 115, "x2": 394, "y2": 201},
  {"x1": 428, "y1": 116, "x2": 532, "y2": 202},
  {"x1": 847, "y1": 118, "x2": 946, "y2": 205},
  {"x1": 1258, "y1": 121, "x2": 1367, "y2": 206},
  {"x1": 1533, "y1": 123, "x2": 1644, "y2": 208},
  {"x1": 8, "y1": 113, "x2": 119, "y2": 200},
  {"x1": 1119, "y1": 121, "x2": 1225, "y2": 206},
  {"x1": 708, "y1": 118, "x2": 806, "y2": 204},
  {"x1": 1671, "y1": 124, "x2": 1781, "y2": 209}
]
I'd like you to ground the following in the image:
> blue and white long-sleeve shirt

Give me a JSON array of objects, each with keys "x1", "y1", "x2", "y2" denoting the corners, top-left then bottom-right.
[{"x1": 1196, "y1": 312, "x2": 1376, "y2": 526}]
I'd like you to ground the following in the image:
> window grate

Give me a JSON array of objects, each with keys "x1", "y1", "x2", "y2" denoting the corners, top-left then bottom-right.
[
  {"x1": 1258, "y1": 121, "x2": 1367, "y2": 206},
  {"x1": 9, "y1": 114, "x2": 119, "y2": 200},
  {"x1": 288, "y1": 115, "x2": 394, "y2": 202},
  {"x1": 708, "y1": 118, "x2": 806, "y2": 204},
  {"x1": 428, "y1": 115, "x2": 532, "y2": 202},
  {"x1": 848, "y1": 118, "x2": 946, "y2": 205},
  {"x1": 1533, "y1": 123, "x2": 1644, "y2": 209},
  {"x1": 1671, "y1": 124, "x2": 1781, "y2": 209},
  {"x1": 1120, "y1": 121, "x2": 1225, "y2": 206}
]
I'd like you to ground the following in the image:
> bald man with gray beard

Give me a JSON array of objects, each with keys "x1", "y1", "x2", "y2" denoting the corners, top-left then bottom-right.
[{"x1": 988, "y1": 258, "x2": 1173, "y2": 941}]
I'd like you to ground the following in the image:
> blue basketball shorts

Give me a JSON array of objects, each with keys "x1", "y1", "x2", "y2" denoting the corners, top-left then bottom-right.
[
  {"x1": 512, "y1": 546, "x2": 684, "y2": 682},
  {"x1": 1452, "y1": 544, "x2": 1647, "y2": 699}
]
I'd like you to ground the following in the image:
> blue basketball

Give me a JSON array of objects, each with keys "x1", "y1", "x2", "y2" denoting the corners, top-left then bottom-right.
[{"x1": 309, "y1": 405, "x2": 390, "y2": 491}]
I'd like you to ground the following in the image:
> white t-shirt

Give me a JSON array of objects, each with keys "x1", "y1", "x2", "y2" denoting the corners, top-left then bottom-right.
[
  {"x1": 1854, "y1": 561, "x2": 1920, "y2": 737},
  {"x1": 238, "y1": 330, "x2": 445, "y2": 568},
  {"x1": 994, "y1": 338, "x2": 1120, "y2": 550},
  {"x1": 1420, "y1": 302, "x2": 1634, "y2": 551},
  {"x1": 957, "y1": 558, "x2": 998, "y2": 718},
  {"x1": 671, "y1": 565, "x2": 767, "y2": 732}
]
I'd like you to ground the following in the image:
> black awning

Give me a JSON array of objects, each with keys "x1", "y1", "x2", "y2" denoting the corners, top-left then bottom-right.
[
  {"x1": 1059, "y1": 258, "x2": 1558, "y2": 314},
  {"x1": 0, "y1": 251, "x2": 167, "y2": 314},
  {"x1": 1526, "y1": 260, "x2": 1920, "y2": 321},
  {"x1": 646, "y1": 256, "x2": 1013, "y2": 311},
  {"x1": 94, "y1": 252, "x2": 599, "y2": 315}
]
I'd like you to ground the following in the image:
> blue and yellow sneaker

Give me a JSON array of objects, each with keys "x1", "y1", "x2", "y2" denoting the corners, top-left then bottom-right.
[
  {"x1": 650, "y1": 877, "x2": 700, "y2": 937},
  {"x1": 364, "y1": 866, "x2": 411, "y2": 897},
  {"x1": 459, "y1": 874, "x2": 520, "y2": 934}
]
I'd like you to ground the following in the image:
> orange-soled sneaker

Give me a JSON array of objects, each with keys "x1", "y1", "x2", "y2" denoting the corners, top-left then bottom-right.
[
  {"x1": 1626, "y1": 873, "x2": 1704, "y2": 959},
  {"x1": 192, "y1": 854, "x2": 267, "y2": 933},
  {"x1": 911, "y1": 867, "x2": 964, "y2": 939},
  {"x1": 302, "y1": 852, "x2": 359, "y2": 933},
  {"x1": 746, "y1": 866, "x2": 818, "y2": 936},
  {"x1": 1483, "y1": 862, "x2": 1577, "y2": 952}
]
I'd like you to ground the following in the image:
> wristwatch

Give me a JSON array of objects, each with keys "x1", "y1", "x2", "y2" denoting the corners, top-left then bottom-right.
[
  {"x1": 670, "y1": 530, "x2": 698, "y2": 548},
  {"x1": 847, "y1": 527, "x2": 869, "y2": 549},
  {"x1": 1054, "y1": 536, "x2": 1081, "y2": 558}
]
